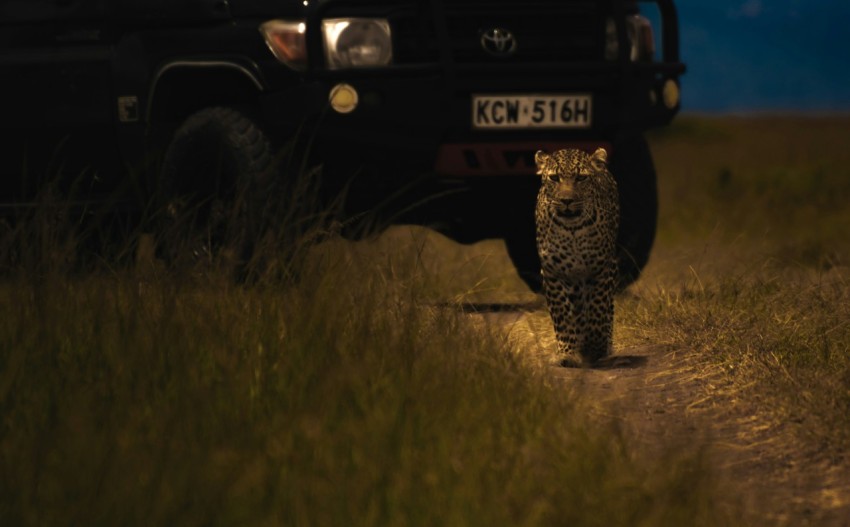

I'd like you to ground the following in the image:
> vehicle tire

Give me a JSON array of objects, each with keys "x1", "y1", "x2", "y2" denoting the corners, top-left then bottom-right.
[
  {"x1": 501, "y1": 180, "x2": 543, "y2": 293},
  {"x1": 158, "y1": 106, "x2": 276, "y2": 273},
  {"x1": 609, "y1": 134, "x2": 658, "y2": 290},
  {"x1": 504, "y1": 229, "x2": 543, "y2": 293}
]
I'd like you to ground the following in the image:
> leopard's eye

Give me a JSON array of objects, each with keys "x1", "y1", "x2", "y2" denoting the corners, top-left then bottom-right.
[
  {"x1": 575, "y1": 173, "x2": 589, "y2": 182},
  {"x1": 549, "y1": 173, "x2": 561, "y2": 183}
]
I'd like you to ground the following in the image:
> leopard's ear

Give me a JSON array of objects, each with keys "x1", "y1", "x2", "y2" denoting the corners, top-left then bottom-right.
[
  {"x1": 535, "y1": 150, "x2": 550, "y2": 175},
  {"x1": 591, "y1": 147, "x2": 608, "y2": 171}
]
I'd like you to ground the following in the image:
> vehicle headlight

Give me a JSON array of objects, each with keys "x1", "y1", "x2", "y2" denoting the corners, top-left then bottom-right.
[
  {"x1": 605, "y1": 15, "x2": 655, "y2": 62},
  {"x1": 322, "y1": 18, "x2": 392, "y2": 69}
]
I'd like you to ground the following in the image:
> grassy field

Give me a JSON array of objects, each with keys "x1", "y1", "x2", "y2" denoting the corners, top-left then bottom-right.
[
  {"x1": 2, "y1": 115, "x2": 848, "y2": 525},
  {"x1": 0, "y1": 246, "x2": 724, "y2": 526},
  {"x1": 632, "y1": 116, "x2": 850, "y2": 453}
]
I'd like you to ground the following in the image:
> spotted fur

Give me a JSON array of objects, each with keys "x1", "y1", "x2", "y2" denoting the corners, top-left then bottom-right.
[{"x1": 534, "y1": 148, "x2": 619, "y2": 364}]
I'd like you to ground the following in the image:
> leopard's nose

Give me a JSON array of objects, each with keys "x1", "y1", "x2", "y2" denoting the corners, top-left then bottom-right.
[{"x1": 556, "y1": 185, "x2": 575, "y2": 202}]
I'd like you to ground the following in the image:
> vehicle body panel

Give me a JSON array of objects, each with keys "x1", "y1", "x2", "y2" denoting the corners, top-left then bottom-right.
[{"x1": 0, "y1": 0, "x2": 685, "y2": 218}]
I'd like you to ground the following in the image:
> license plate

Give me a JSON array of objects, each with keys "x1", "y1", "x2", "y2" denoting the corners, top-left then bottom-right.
[{"x1": 472, "y1": 94, "x2": 592, "y2": 129}]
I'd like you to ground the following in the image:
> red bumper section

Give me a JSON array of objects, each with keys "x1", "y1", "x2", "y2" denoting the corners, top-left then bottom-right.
[{"x1": 434, "y1": 141, "x2": 612, "y2": 176}]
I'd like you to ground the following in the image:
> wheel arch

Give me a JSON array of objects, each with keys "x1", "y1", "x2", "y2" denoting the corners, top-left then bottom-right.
[{"x1": 147, "y1": 59, "x2": 268, "y2": 125}]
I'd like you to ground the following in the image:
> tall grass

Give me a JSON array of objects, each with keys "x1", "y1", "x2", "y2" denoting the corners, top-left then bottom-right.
[
  {"x1": 631, "y1": 116, "x2": 850, "y2": 453},
  {"x1": 0, "y1": 168, "x2": 729, "y2": 525},
  {"x1": 650, "y1": 116, "x2": 850, "y2": 266},
  {"x1": 621, "y1": 265, "x2": 850, "y2": 451}
]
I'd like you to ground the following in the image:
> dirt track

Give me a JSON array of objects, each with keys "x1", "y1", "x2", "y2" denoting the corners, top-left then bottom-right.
[{"x1": 465, "y1": 302, "x2": 850, "y2": 526}]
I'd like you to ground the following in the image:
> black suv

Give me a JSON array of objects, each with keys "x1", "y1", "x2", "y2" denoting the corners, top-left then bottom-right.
[{"x1": 0, "y1": 0, "x2": 685, "y2": 288}]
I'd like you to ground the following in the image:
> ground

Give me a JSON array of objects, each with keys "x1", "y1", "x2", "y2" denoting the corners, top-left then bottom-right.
[
  {"x1": 468, "y1": 247, "x2": 850, "y2": 526},
  {"x1": 356, "y1": 220, "x2": 850, "y2": 525},
  {"x1": 5, "y1": 116, "x2": 849, "y2": 525}
]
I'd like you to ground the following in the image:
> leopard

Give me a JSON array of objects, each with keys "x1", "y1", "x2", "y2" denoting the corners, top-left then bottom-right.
[{"x1": 534, "y1": 147, "x2": 620, "y2": 365}]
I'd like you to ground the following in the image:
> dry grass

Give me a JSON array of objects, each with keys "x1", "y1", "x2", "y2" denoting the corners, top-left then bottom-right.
[
  {"x1": 3, "y1": 115, "x2": 846, "y2": 525},
  {"x1": 0, "y1": 170, "x2": 730, "y2": 526},
  {"x1": 626, "y1": 116, "x2": 850, "y2": 453}
]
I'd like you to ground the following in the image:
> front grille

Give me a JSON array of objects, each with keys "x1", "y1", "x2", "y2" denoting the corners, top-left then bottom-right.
[
  {"x1": 446, "y1": 1, "x2": 603, "y2": 63},
  {"x1": 392, "y1": 10, "x2": 441, "y2": 64},
  {"x1": 391, "y1": 1, "x2": 604, "y2": 66}
]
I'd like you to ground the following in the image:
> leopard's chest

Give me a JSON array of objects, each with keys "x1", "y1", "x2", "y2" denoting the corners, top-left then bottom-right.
[{"x1": 536, "y1": 216, "x2": 614, "y2": 279}]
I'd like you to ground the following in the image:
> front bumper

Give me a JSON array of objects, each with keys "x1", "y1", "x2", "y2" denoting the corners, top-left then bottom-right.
[{"x1": 260, "y1": 59, "x2": 683, "y2": 177}]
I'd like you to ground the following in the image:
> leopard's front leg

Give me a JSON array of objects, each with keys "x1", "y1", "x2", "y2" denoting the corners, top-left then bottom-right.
[
  {"x1": 579, "y1": 266, "x2": 616, "y2": 363},
  {"x1": 542, "y1": 276, "x2": 584, "y2": 360}
]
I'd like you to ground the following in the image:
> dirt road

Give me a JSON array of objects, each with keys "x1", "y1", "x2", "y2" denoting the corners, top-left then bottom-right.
[{"x1": 466, "y1": 302, "x2": 850, "y2": 526}]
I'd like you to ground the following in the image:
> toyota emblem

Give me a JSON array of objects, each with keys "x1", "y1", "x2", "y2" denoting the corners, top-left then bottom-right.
[{"x1": 480, "y1": 28, "x2": 517, "y2": 57}]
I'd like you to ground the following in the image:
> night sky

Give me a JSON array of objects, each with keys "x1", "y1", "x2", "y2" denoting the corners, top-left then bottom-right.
[{"x1": 672, "y1": 0, "x2": 850, "y2": 112}]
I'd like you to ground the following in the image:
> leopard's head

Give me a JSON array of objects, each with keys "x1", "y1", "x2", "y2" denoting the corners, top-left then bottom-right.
[{"x1": 535, "y1": 148, "x2": 608, "y2": 221}]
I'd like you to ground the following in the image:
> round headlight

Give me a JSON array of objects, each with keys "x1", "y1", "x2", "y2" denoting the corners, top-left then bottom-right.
[
  {"x1": 323, "y1": 18, "x2": 392, "y2": 69},
  {"x1": 605, "y1": 15, "x2": 655, "y2": 62}
]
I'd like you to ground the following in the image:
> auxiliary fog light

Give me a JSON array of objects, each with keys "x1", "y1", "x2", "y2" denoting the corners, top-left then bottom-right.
[
  {"x1": 662, "y1": 79, "x2": 680, "y2": 109},
  {"x1": 329, "y1": 83, "x2": 359, "y2": 113}
]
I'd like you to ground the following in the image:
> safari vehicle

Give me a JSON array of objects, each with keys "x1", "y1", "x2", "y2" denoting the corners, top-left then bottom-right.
[{"x1": 0, "y1": 0, "x2": 685, "y2": 289}]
